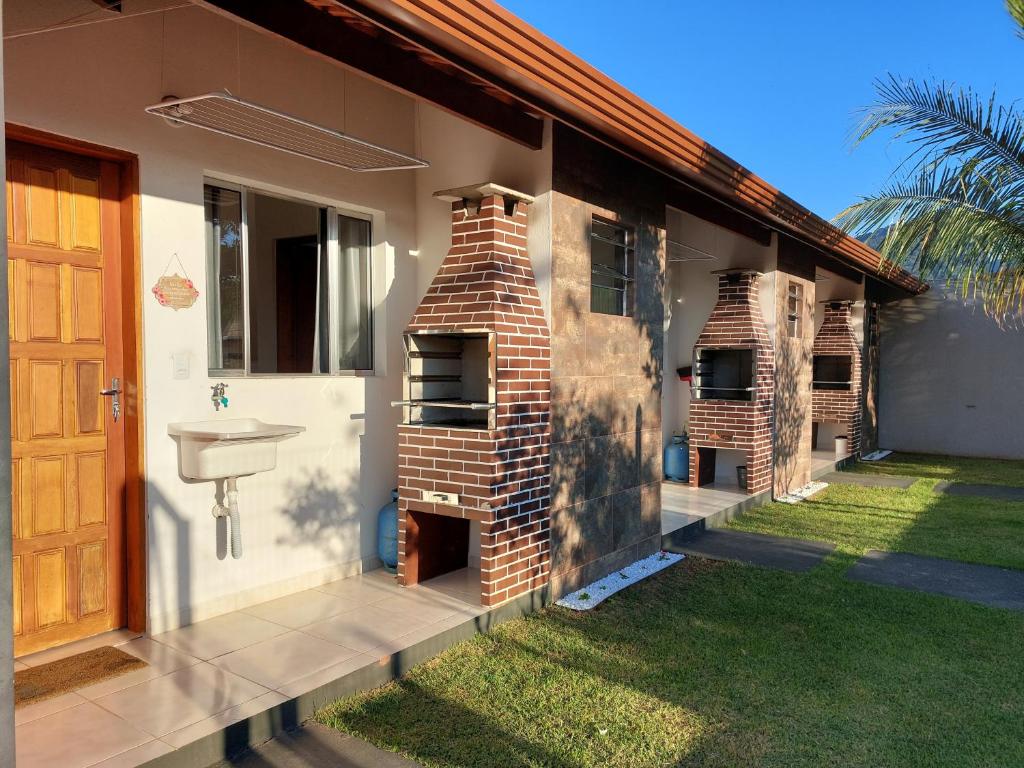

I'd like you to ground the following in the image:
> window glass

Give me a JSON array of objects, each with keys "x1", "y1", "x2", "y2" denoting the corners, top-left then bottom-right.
[
  {"x1": 786, "y1": 282, "x2": 803, "y2": 338},
  {"x1": 246, "y1": 191, "x2": 326, "y2": 374},
  {"x1": 338, "y1": 214, "x2": 373, "y2": 371},
  {"x1": 205, "y1": 186, "x2": 244, "y2": 371},
  {"x1": 204, "y1": 182, "x2": 373, "y2": 375},
  {"x1": 590, "y1": 218, "x2": 635, "y2": 316}
]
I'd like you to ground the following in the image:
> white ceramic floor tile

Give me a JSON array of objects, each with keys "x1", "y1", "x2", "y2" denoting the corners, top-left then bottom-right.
[
  {"x1": 162, "y1": 691, "x2": 288, "y2": 749},
  {"x1": 241, "y1": 588, "x2": 362, "y2": 629},
  {"x1": 151, "y1": 611, "x2": 288, "y2": 660},
  {"x1": 14, "y1": 660, "x2": 28, "y2": 671},
  {"x1": 302, "y1": 605, "x2": 429, "y2": 653},
  {"x1": 276, "y1": 653, "x2": 378, "y2": 699},
  {"x1": 93, "y1": 662, "x2": 269, "y2": 738},
  {"x1": 315, "y1": 571, "x2": 404, "y2": 605},
  {"x1": 373, "y1": 591, "x2": 479, "y2": 625},
  {"x1": 209, "y1": 630, "x2": 359, "y2": 690},
  {"x1": 15, "y1": 691, "x2": 87, "y2": 726},
  {"x1": 86, "y1": 739, "x2": 175, "y2": 768},
  {"x1": 369, "y1": 611, "x2": 475, "y2": 658},
  {"x1": 15, "y1": 701, "x2": 151, "y2": 768},
  {"x1": 77, "y1": 638, "x2": 200, "y2": 700},
  {"x1": 420, "y1": 568, "x2": 481, "y2": 603}
]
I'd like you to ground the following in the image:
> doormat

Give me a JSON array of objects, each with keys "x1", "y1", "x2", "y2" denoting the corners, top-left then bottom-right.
[
  {"x1": 556, "y1": 551, "x2": 685, "y2": 611},
  {"x1": 861, "y1": 450, "x2": 893, "y2": 462},
  {"x1": 15, "y1": 646, "x2": 146, "y2": 708}
]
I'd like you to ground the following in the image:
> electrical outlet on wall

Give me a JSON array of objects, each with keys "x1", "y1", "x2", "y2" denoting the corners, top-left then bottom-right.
[{"x1": 172, "y1": 351, "x2": 190, "y2": 380}]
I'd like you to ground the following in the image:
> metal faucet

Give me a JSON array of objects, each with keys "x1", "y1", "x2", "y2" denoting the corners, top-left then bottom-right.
[{"x1": 211, "y1": 382, "x2": 229, "y2": 411}]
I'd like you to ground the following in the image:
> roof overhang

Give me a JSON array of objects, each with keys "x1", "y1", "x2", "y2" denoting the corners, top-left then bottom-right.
[{"x1": 203, "y1": 0, "x2": 927, "y2": 296}]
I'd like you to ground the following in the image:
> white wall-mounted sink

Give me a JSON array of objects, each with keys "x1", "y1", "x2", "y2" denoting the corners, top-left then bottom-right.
[{"x1": 168, "y1": 418, "x2": 305, "y2": 480}]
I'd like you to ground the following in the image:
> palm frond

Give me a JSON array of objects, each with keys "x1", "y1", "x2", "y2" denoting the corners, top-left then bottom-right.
[
  {"x1": 836, "y1": 164, "x2": 1024, "y2": 320},
  {"x1": 1008, "y1": 0, "x2": 1024, "y2": 38},
  {"x1": 852, "y1": 76, "x2": 1024, "y2": 194}
]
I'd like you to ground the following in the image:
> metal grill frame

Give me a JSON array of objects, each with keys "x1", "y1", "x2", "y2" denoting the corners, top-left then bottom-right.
[{"x1": 145, "y1": 93, "x2": 429, "y2": 172}]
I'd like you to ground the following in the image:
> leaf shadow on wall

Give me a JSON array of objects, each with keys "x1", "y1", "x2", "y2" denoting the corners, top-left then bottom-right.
[
  {"x1": 275, "y1": 467, "x2": 360, "y2": 563},
  {"x1": 548, "y1": 219, "x2": 665, "y2": 594}
]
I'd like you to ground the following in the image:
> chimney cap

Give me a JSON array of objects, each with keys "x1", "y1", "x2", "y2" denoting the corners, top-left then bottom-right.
[
  {"x1": 433, "y1": 182, "x2": 535, "y2": 205},
  {"x1": 710, "y1": 268, "x2": 763, "y2": 276}
]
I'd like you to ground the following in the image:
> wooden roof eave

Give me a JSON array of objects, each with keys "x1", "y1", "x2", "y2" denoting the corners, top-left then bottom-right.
[{"x1": 331, "y1": 0, "x2": 926, "y2": 295}]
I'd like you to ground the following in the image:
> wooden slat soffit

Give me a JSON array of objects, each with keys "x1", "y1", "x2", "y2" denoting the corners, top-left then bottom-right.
[{"x1": 199, "y1": 0, "x2": 545, "y2": 150}]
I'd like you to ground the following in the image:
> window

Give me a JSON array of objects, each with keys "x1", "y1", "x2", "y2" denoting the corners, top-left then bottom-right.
[
  {"x1": 590, "y1": 217, "x2": 635, "y2": 316},
  {"x1": 205, "y1": 181, "x2": 373, "y2": 375},
  {"x1": 786, "y1": 282, "x2": 803, "y2": 338}
]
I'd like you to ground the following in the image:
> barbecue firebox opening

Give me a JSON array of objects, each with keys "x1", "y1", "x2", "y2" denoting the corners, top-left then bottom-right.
[
  {"x1": 693, "y1": 347, "x2": 755, "y2": 401},
  {"x1": 395, "y1": 332, "x2": 496, "y2": 429}
]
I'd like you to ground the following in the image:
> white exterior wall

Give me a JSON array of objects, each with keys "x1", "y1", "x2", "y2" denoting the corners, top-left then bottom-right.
[{"x1": 4, "y1": 4, "x2": 551, "y2": 632}]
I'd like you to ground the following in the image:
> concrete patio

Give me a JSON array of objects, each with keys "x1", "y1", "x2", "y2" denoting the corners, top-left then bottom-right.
[
  {"x1": 14, "y1": 569, "x2": 486, "y2": 768},
  {"x1": 661, "y1": 451, "x2": 851, "y2": 545}
]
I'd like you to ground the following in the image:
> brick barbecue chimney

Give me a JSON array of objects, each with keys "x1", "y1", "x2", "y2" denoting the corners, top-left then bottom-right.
[
  {"x1": 396, "y1": 183, "x2": 551, "y2": 607},
  {"x1": 812, "y1": 301, "x2": 862, "y2": 456},
  {"x1": 688, "y1": 269, "x2": 775, "y2": 494}
]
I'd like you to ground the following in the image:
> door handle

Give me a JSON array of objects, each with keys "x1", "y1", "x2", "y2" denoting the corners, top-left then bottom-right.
[{"x1": 100, "y1": 377, "x2": 121, "y2": 423}]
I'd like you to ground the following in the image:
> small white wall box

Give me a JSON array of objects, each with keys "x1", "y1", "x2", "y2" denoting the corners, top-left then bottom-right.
[
  {"x1": 422, "y1": 490, "x2": 459, "y2": 506},
  {"x1": 172, "y1": 351, "x2": 190, "y2": 380}
]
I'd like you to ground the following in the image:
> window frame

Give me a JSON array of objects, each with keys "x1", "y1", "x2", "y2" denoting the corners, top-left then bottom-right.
[
  {"x1": 589, "y1": 216, "x2": 636, "y2": 317},
  {"x1": 786, "y1": 281, "x2": 803, "y2": 338},
  {"x1": 205, "y1": 177, "x2": 375, "y2": 378}
]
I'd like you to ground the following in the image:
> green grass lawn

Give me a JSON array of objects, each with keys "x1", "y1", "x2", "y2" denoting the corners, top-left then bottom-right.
[
  {"x1": 318, "y1": 453, "x2": 1024, "y2": 767},
  {"x1": 319, "y1": 558, "x2": 1024, "y2": 767},
  {"x1": 851, "y1": 451, "x2": 1024, "y2": 486},
  {"x1": 731, "y1": 453, "x2": 1024, "y2": 570}
]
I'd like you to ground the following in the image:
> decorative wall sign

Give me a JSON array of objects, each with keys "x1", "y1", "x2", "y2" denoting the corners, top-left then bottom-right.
[{"x1": 152, "y1": 254, "x2": 199, "y2": 310}]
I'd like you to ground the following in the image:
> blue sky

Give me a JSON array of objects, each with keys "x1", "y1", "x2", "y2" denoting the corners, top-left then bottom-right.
[{"x1": 500, "y1": 0, "x2": 1024, "y2": 219}]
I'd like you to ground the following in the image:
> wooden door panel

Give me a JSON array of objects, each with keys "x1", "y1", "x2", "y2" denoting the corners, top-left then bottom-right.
[
  {"x1": 70, "y1": 267, "x2": 103, "y2": 342},
  {"x1": 68, "y1": 174, "x2": 102, "y2": 253},
  {"x1": 12, "y1": 556, "x2": 22, "y2": 636},
  {"x1": 28, "y1": 359, "x2": 63, "y2": 439},
  {"x1": 27, "y1": 261, "x2": 61, "y2": 342},
  {"x1": 72, "y1": 360, "x2": 104, "y2": 436},
  {"x1": 9, "y1": 359, "x2": 17, "y2": 441},
  {"x1": 11, "y1": 458, "x2": 21, "y2": 539},
  {"x1": 5, "y1": 161, "x2": 13, "y2": 244},
  {"x1": 78, "y1": 541, "x2": 106, "y2": 616},
  {"x1": 75, "y1": 452, "x2": 106, "y2": 528},
  {"x1": 33, "y1": 548, "x2": 67, "y2": 628},
  {"x1": 6, "y1": 262, "x2": 13, "y2": 340},
  {"x1": 25, "y1": 167, "x2": 60, "y2": 248},
  {"x1": 8, "y1": 139, "x2": 126, "y2": 656},
  {"x1": 28, "y1": 455, "x2": 66, "y2": 537}
]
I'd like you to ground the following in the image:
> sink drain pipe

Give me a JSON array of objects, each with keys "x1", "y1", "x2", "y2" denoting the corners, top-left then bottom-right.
[{"x1": 212, "y1": 477, "x2": 243, "y2": 559}]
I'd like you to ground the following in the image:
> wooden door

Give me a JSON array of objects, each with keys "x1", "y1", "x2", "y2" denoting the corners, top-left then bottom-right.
[{"x1": 6, "y1": 140, "x2": 126, "y2": 656}]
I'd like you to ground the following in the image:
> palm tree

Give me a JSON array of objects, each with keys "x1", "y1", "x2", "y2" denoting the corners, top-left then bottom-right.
[{"x1": 835, "y1": 0, "x2": 1024, "y2": 322}]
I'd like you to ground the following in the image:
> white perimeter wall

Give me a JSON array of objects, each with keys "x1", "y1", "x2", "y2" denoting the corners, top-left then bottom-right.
[
  {"x1": 880, "y1": 288, "x2": 1024, "y2": 459},
  {"x1": 4, "y1": 3, "x2": 551, "y2": 632}
]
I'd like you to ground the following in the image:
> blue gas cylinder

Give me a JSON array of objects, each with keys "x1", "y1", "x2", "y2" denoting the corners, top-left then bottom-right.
[
  {"x1": 664, "y1": 435, "x2": 689, "y2": 482},
  {"x1": 377, "y1": 489, "x2": 399, "y2": 572}
]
